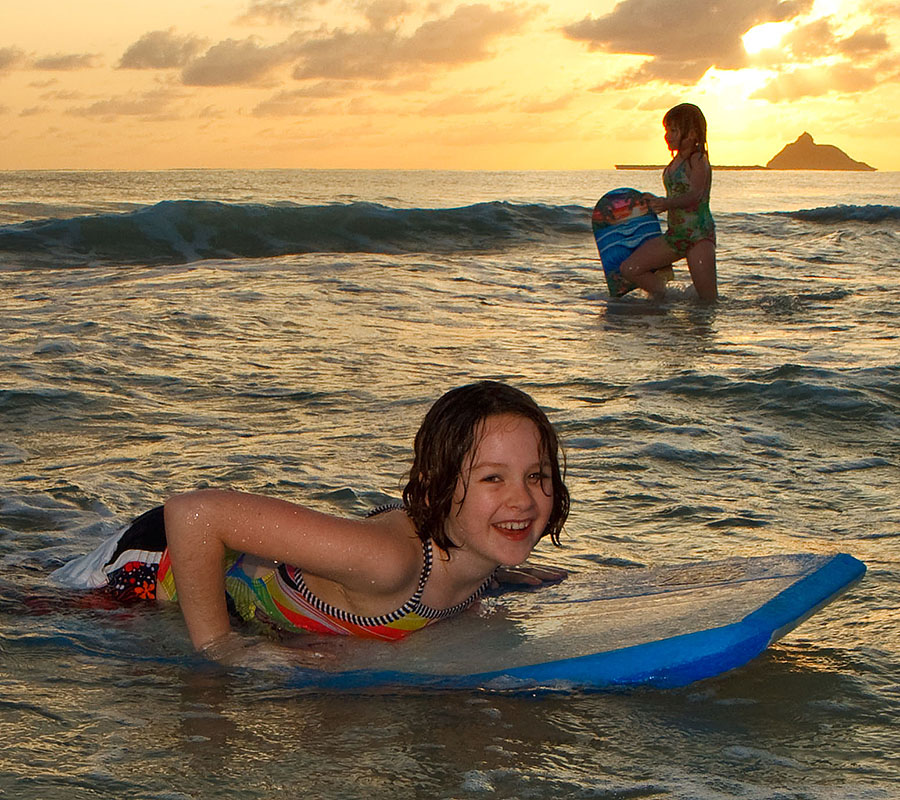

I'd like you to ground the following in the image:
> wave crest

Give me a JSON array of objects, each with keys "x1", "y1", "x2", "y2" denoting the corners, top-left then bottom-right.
[
  {"x1": 777, "y1": 204, "x2": 900, "y2": 223},
  {"x1": 0, "y1": 200, "x2": 590, "y2": 268}
]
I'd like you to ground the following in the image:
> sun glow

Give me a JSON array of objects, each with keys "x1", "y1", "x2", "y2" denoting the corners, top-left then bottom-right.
[
  {"x1": 742, "y1": 22, "x2": 791, "y2": 54},
  {"x1": 0, "y1": 0, "x2": 897, "y2": 170}
]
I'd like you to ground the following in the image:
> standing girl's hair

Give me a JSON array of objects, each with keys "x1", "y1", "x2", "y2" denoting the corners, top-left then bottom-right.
[
  {"x1": 403, "y1": 380, "x2": 569, "y2": 550},
  {"x1": 663, "y1": 103, "x2": 709, "y2": 159}
]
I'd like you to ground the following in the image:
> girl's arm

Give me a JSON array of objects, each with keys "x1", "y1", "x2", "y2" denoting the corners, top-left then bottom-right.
[{"x1": 163, "y1": 489, "x2": 420, "y2": 650}]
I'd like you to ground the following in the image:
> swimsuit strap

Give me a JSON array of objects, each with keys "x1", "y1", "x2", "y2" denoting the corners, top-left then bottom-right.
[
  {"x1": 366, "y1": 500, "x2": 431, "y2": 602},
  {"x1": 365, "y1": 503, "x2": 494, "y2": 619},
  {"x1": 278, "y1": 520, "x2": 491, "y2": 627},
  {"x1": 410, "y1": 554, "x2": 495, "y2": 621}
]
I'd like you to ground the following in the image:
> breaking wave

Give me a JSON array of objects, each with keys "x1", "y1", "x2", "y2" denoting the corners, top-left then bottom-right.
[
  {"x1": 776, "y1": 204, "x2": 900, "y2": 224},
  {"x1": 0, "y1": 200, "x2": 591, "y2": 268}
]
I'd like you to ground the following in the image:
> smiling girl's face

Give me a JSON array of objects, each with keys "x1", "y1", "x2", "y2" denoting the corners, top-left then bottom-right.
[{"x1": 443, "y1": 413, "x2": 554, "y2": 570}]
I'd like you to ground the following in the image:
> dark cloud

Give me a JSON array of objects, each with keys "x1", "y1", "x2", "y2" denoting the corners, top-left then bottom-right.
[
  {"x1": 181, "y1": 37, "x2": 293, "y2": 85},
  {"x1": 32, "y1": 53, "x2": 99, "y2": 71},
  {"x1": 565, "y1": 0, "x2": 814, "y2": 86},
  {"x1": 838, "y1": 29, "x2": 890, "y2": 57},
  {"x1": 292, "y1": 30, "x2": 398, "y2": 80},
  {"x1": 109, "y1": 3, "x2": 535, "y2": 91},
  {"x1": 239, "y1": 0, "x2": 409, "y2": 29},
  {"x1": 363, "y1": 0, "x2": 412, "y2": 30},
  {"x1": 779, "y1": 18, "x2": 837, "y2": 58},
  {"x1": 0, "y1": 47, "x2": 26, "y2": 74},
  {"x1": 119, "y1": 29, "x2": 206, "y2": 70},
  {"x1": 402, "y1": 3, "x2": 530, "y2": 63},
  {"x1": 238, "y1": 0, "x2": 329, "y2": 25},
  {"x1": 293, "y1": 3, "x2": 537, "y2": 80}
]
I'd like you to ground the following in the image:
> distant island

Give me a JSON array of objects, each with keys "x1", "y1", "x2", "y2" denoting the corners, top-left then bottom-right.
[
  {"x1": 617, "y1": 132, "x2": 875, "y2": 171},
  {"x1": 765, "y1": 132, "x2": 874, "y2": 170}
]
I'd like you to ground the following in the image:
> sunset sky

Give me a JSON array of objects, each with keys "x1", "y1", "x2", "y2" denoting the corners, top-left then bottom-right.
[{"x1": 2, "y1": 0, "x2": 898, "y2": 170}]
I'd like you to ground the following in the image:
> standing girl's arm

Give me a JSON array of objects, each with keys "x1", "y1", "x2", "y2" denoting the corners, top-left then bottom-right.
[{"x1": 163, "y1": 490, "x2": 421, "y2": 650}]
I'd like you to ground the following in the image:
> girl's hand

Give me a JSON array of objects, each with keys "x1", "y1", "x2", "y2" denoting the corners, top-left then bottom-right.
[
  {"x1": 493, "y1": 562, "x2": 568, "y2": 588},
  {"x1": 200, "y1": 631, "x2": 334, "y2": 670},
  {"x1": 647, "y1": 195, "x2": 668, "y2": 213}
]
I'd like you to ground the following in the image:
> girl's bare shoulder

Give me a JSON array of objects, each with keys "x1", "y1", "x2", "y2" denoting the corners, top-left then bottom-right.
[
  {"x1": 689, "y1": 151, "x2": 710, "y2": 168},
  {"x1": 351, "y1": 507, "x2": 424, "y2": 591}
]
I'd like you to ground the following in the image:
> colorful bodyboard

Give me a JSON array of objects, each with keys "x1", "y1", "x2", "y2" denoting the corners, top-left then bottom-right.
[{"x1": 592, "y1": 187, "x2": 663, "y2": 297}]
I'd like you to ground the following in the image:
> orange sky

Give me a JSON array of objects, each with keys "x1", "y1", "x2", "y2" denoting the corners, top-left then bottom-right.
[{"x1": 1, "y1": 0, "x2": 898, "y2": 170}]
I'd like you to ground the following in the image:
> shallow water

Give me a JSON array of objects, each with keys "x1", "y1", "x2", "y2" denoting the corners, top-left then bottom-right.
[{"x1": 1, "y1": 169, "x2": 899, "y2": 798}]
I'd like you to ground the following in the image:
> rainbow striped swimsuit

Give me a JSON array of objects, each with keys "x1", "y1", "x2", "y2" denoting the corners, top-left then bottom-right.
[{"x1": 157, "y1": 536, "x2": 490, "y2": 641}]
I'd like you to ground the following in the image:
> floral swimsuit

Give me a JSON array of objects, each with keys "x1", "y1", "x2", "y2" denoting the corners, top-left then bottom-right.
[{"x1": 662, "y1": 155, "x2": 715, "y2": 258}]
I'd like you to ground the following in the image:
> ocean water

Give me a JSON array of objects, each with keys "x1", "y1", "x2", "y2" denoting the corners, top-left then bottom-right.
[{"x1": 1, "y1": 168, "x2": 899, "y2": 799}]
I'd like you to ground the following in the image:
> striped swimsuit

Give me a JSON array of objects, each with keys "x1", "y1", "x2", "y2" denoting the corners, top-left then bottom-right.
[{"x1": 52, "y1": 505, "x2": 491, "y2": 640}]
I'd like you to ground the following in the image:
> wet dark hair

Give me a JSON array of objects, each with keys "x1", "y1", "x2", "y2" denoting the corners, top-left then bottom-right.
[
  {"x1": 402, "y1": 381, "x2": 569, "y2": 551},
  {"x1": 663, "y1": 103, "x2": 708, "y2": 158}
]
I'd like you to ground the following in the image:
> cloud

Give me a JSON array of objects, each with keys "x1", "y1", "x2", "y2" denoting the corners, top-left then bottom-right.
[
  {"x1": 565, "y1": 0, "x2": 814, "y2": 86},
  {"x1": 40, "y1": 89, "x2": 87, "y2": 101},
  {"x1": 363, "y1": 0, "x2": 412, "y2": 30},
  {"x1": 291, "y1": 30, "x2": 398, "y2": 80},
  {"x1": 293, "y1": 3, "x2": 537, "y2": 80},
  {"x1": 402, "y1": 3, "x2": 530, "y2": 63},
  {"x1": 112, "y1": 3, "x2": 535, "y2": 91},
  {"x1": 837, "y1": 29, "x2": 890, "y2": 57},
  {"x1": 32, "y1": 53, "x2": 100, "y2": 71},
  {"x1": 745, "y1": 15, "x2": 894, "y2": 101},
  {"x1": 252, "y1": 82, "x2": 350, "y2": 115},
  {"x1": 68, "y1": 89, "x2": 184, "y2": 119},
  {"x1": 181, "y1": 37, "x2": 294, "y2": 85},
  {"x1": 119, "y1": 29, "x2": 206, "y2": 69},
  {"x1": 771, "y1": 19, "x2": 890, "y2": 61},
  {"x1": 0, "y1": 47, "x2": 26, "y2": 74},
  {"x1": 751, "y1": 62, "x2": 881, "y2": 101},
  {"x1": 777, "y1": 18, "x2": 835, "y2": 59},
  {"x1": 239, "y1": 0, "x2": 410, "y2": 29},
  {"x1": 238, "y1": 0, "x2": 330, "y2": 25}
]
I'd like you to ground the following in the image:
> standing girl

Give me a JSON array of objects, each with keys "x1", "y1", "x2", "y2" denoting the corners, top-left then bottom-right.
[
  {"x1": 621, "y1": 103, "x2": 717, "y2": 302},
  {"x1": 52, "y1": 381, "x2": 570, "y2": 665}
]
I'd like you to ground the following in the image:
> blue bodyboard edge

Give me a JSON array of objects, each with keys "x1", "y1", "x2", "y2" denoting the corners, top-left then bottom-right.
[{"x1": 289, "y1": 553, "x2": 866, "y2": 692}]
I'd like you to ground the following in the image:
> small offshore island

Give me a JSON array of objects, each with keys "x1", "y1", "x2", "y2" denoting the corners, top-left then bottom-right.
[{"x1": 617, "y1": 132, "x2": 876, "y2": 171}]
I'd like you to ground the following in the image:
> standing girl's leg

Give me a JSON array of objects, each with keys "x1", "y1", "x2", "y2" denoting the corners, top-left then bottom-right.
[
  {"x1": 620, "y1": 237, "x2": 679, "y2": 295},
  {"x1": 685, "y1": 239, "x2": 717, "y2": 302}
]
